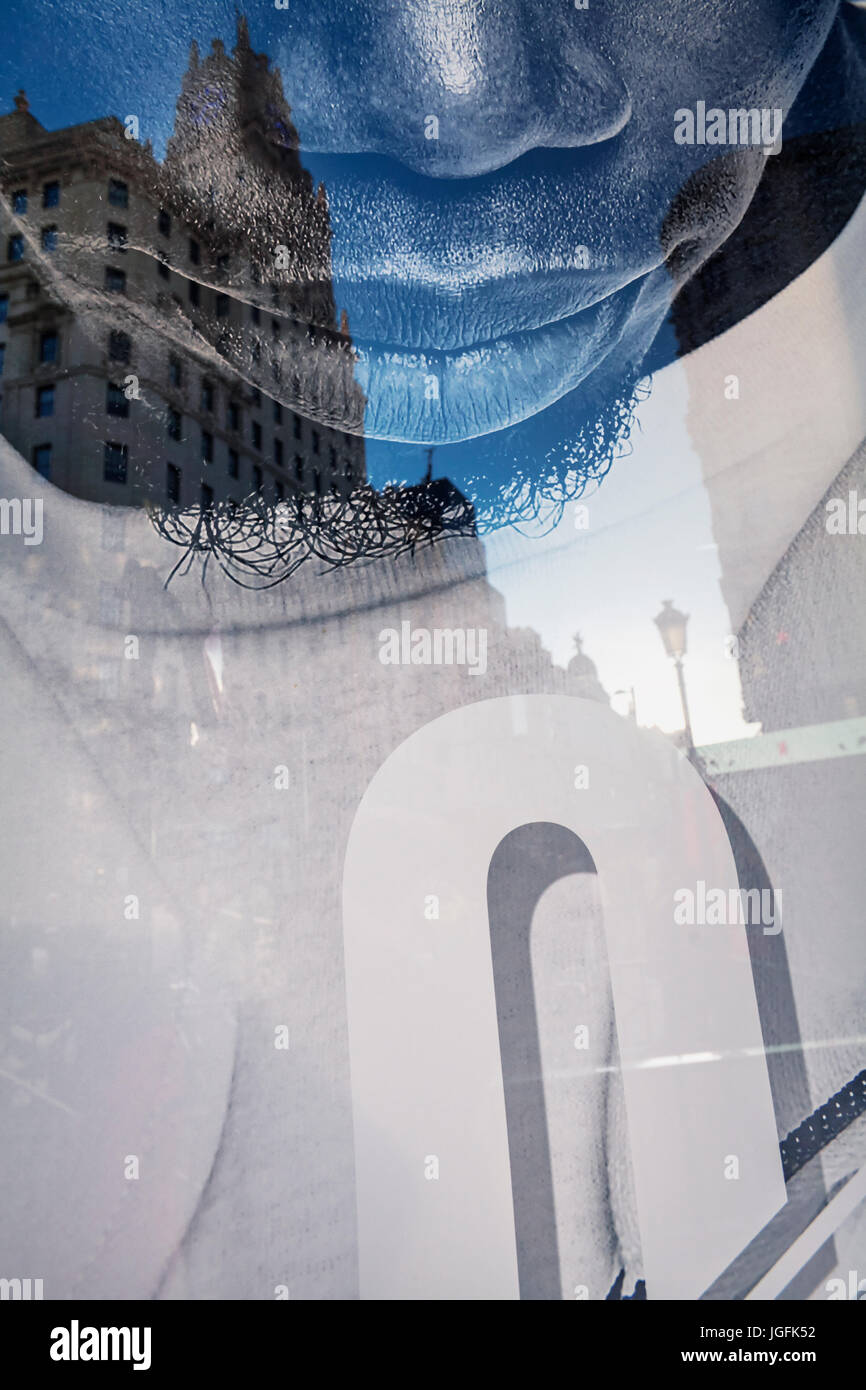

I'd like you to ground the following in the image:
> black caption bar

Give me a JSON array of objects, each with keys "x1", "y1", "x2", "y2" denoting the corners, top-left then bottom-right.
[{"x1": 5, "y1": 1296, "x2": 858, "y2": 1377}]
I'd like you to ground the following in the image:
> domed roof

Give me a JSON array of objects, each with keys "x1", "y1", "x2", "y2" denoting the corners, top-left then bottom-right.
[{"x1": 567, "y1": 633, "x2": 599, "y2": 679}]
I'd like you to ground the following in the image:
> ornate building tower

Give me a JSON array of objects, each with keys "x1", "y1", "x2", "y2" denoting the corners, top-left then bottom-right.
[
  {"x1": 563, "y1": 634, "x2": 611, "y2": 703},
  {"x1": 163, "y1": 19, "x2": 336, "y2": 330},
  {"x1": 0, "y1": 19, "x2": 366, "y2": 506}
]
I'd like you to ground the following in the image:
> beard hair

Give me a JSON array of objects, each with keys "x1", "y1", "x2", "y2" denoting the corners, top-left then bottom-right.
[
  {"x1": 463, "y1": 371, "x2": 650, "y2": 535},
  {"x1": 149, "y1": 373, "x2": 650, "y2": 590}
]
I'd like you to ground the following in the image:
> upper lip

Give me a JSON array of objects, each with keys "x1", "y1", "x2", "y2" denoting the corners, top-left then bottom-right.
[
  {"x1": 309, "y1": 148, "x2": 665, "y2": 352},
  {"x1": 332, "y1": 264, "x2": 650, "y2": 353}
]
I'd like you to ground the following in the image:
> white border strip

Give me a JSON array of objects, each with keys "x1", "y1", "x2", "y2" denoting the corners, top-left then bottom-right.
[{"x1": 697, "y1": 716, "x2": 866, "y2": 775}]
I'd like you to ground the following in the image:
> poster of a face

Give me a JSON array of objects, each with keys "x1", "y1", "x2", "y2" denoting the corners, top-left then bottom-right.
[{"x1": 1, "y1": 0, "x2": 865, "y2": 1330}]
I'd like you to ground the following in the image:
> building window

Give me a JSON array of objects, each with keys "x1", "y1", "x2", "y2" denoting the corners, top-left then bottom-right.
[
  {"x1": 108, "y1": 179, "x2": 128, "y2": 208},
  {"x1": 166, "y1": 407, "x2": 181, "y2": 441},
  {"x1": 201, "y1": 378, "x2": 214, "y2": 413},
  {"x1": 293, "y1": 413, "x2": 302, "y2": 440},
  {"x1": 166, "y1": 462, "x2": 181, "y2": 504},
  {"x1": 158, "y1": 209, "x2": 171, "y2": 237},
  {"x1": 271, "y1": 317, "x2": 280, "y2": 338},
  {"x1": 252, "y1": 420, "x2": 262, "y2": 451},
  {"x1": 103, "y1": 441, "x2": 128, "y2": 484},
  {"x1": 274, "y1": 438, "x2": 283, "y2": 468},
  {"x1": 228, "y1": 448, "x2": 239, "y2": 479},
  {"x1": 168, "y1": 355, "x2": 182, "y2": 388},
  {"x1": 106, "y1": 381, "x2": 129, "y2": 417},
  {"x1": 12, "y1": 190, "x2": 27, "y2": 214},
  {"x1": 42, "y1": 181, "x2": 60, "y2": 209},
  {"x1": 36, "y1": 384, "x2": 54, "y2": 417},
  {"x1": 251, "y1": 387, "x2": 261, "y2": 408},
  {"x1": 32, "y1": 443, "x2": 51, "y2": 478},
  {"x1": 104, "y1": 266, "x2": 126, "y2": 293},
  {"x1": 272, "y1": 400, "x2": 282, "y2": 424},
  {"x1": 189, "y1": 279, "x2": 200, "y2": 306},
  {"x1": 275, "y1": 479, "x2": 284, "y2": 502},
  {"x1": 329, "y1": 445, "x2": 337, "y2": 469},
  {"x1": 0, "y1": 295, "x2": 7, "y2": 323},
  {"x1": 312, "y1": 429, "x2": 320, "y2": 455},
  {"x1": 107, "y1": 222, "x2": 127, "y2": 252},
  {"x1": 41, "y1": 225, "x2": 58, "y2": 252},
  {"x1": 251, "y1": 338, "x2": 262, "y2": 364},
  {"x1": 201, "y1": 429, "x2": 214, "y2": 463},
  {"x1": 216, "y1": 293, "x2": 230, "y2": 318},
  {"x1": 7, "y1": 235, "x2": 24, "y2": 262},
  {"x1": 200, "y1": 482, "x2": 214, "y2": 510},
  {"x1": 252, "y1": 464, "x2": 263, "y2": 493},
  {"x1": 109, "y1": 330, "x2": 131, "y2": 363},
  {"x1": 294, "y1": 453, "x2": 303, "y2": 483},
  {"x1": 39, "y1": 331, "x2": 58, "y2": 364},
  {"x1": 228, "y1": 401, "x2": 240, "y2": 432},
  {"x1": 157, "y1": 254, "x2": 169, "y2": 280},
  {"x1": 250, "y1": 305, "x2": 260, "y2": 325},
  {"x1": 189, "y1": 238, "x2": 200, "y2": 265}
]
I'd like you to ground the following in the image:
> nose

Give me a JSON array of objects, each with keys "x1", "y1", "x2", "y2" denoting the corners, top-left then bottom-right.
[{"x1": 272, "y1": 0, "x2": 631, "y2": 177}]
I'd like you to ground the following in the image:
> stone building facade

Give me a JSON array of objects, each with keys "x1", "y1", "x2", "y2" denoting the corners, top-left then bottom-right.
[{"x1": 0, "y1": 20, "x2": 366, "y2": 508}]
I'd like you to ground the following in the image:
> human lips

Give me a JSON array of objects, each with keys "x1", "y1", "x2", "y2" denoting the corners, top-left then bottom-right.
[
  {"x1": 349, "y1": 277, "x2": 646, "y2": 443},
  {"x1": 312, "y1": 151, "x2": 666, "y2": 441}
]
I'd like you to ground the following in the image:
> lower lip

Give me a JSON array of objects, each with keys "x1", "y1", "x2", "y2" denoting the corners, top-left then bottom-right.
[{"x1": 351, "y1": 278, "x2": 645, "y2": 444}]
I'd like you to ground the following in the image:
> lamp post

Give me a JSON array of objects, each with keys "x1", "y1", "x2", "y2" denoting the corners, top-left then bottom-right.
[
  {"x1": 653, "y1": 600, "x2": 694, "y2": 751},
  {"x1": 614, "y1": 687, "x2": 637, "y2": 723}
]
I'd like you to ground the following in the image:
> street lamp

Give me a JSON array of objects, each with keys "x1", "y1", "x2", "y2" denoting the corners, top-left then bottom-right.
[
  {"x1": 653, "y1": 600, "x2": 694, "y2": 750},
  {"x1": 614, "y1": 687, "x2": 637, "y2": 723}
]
